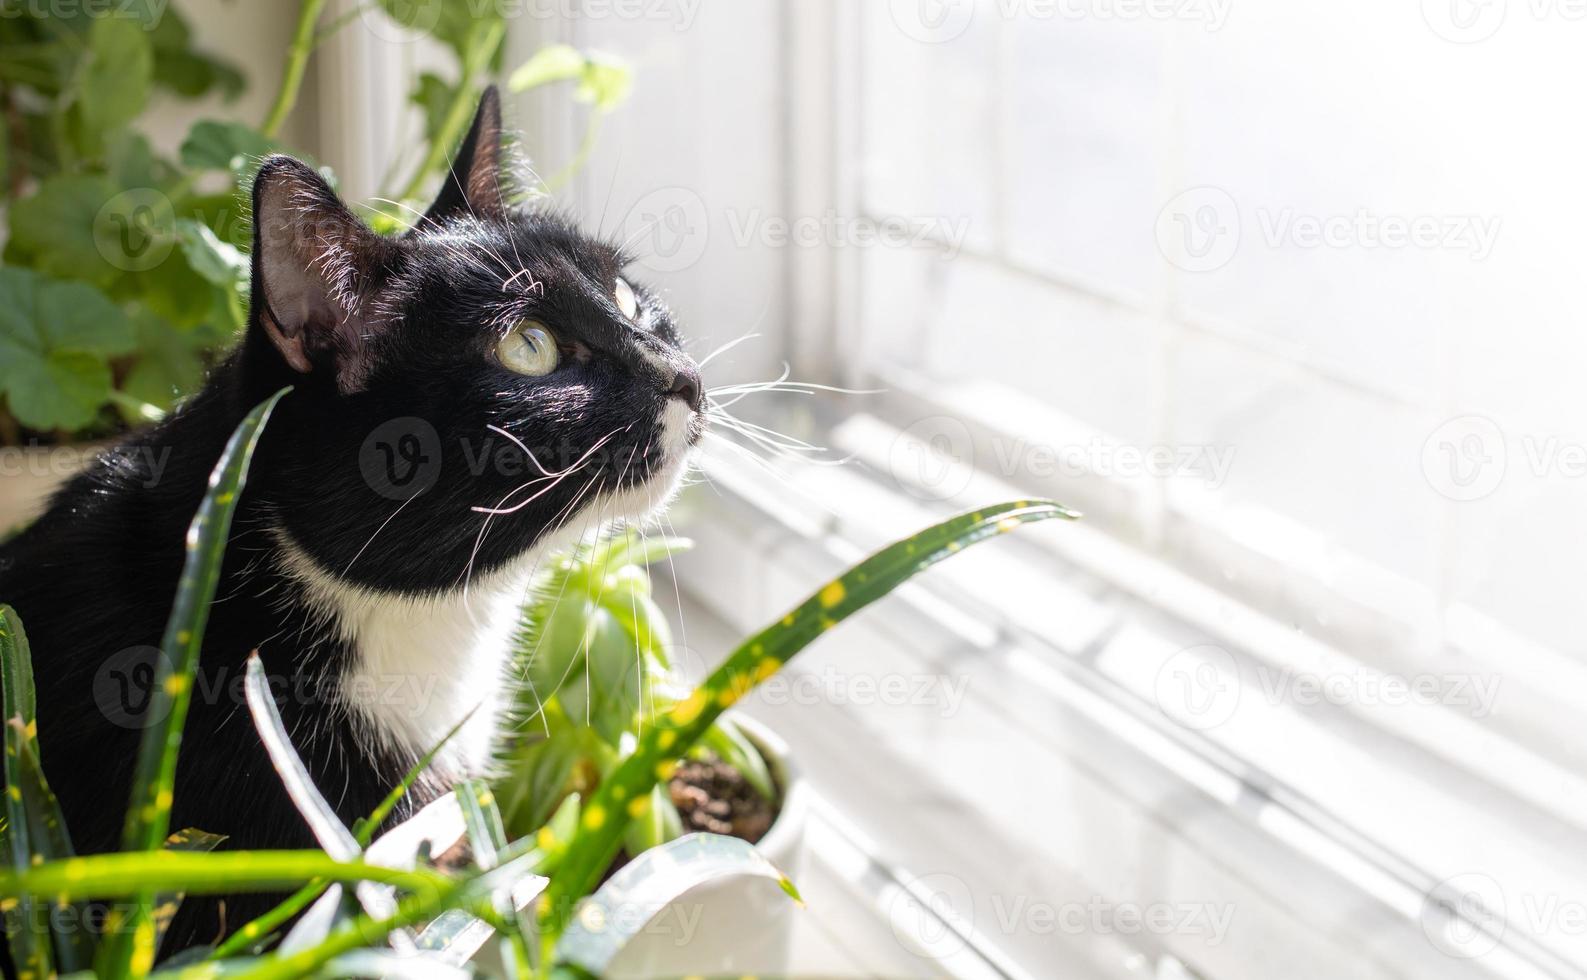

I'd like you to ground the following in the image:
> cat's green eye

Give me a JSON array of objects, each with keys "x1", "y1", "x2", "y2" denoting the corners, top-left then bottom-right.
[
  {"x1": 614, "y1": 276, "x2": 639, "y2": 321},
  {"x1": 498, "y1": 321, "x2": 560, "y2": 377}
]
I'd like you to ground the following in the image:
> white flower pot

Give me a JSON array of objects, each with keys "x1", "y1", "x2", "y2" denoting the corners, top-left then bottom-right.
[{"x1": 603, "y1": 715, "x2": 808, "y2": 978}]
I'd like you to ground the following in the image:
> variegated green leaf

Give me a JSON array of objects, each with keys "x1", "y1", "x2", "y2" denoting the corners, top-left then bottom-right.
[
  {"x1": 554, "y1": 833, "x2": 799, "y2": 975},
  {"x1": 1, "y1": 604, "x2": 55, "y2": 979},
  {"x1": 701, "y1": 714, "x2": 774, "y2": 802},
  {"x1": 152, "y1": 829, "x2": 227, "y2": 955},
  {"x1": 99, "y1": 388, "x2": 289, "y2": 978},
  {"x1": 13, "y1": 731, "x2": 94, "y2": 973}
]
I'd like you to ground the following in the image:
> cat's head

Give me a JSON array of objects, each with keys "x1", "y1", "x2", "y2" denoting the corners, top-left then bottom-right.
[{"x1": 244, "y1": 87, "x2": 703, "y2": 594}]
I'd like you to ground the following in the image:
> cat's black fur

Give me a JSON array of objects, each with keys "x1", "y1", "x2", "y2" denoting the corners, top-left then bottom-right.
[{"x1": 0, "y1": 88, "x2": 703, "y2": 955}]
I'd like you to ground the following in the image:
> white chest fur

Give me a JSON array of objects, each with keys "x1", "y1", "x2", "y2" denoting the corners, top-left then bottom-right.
[{"x1": 275, "y1": 535, "x2": 542, "y2": 781}]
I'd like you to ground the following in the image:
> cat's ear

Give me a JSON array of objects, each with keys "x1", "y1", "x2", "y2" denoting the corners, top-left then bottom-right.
[
  {"x1": 251, "y1": 155, "x2": 390, "y2": 391},
  {"x1": 420, "y1": 85, "x2": 506, "y2": 225}
]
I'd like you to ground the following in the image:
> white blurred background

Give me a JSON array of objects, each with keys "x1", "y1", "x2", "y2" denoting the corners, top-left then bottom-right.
[{"x1": 141, "y1": 2, "x2": 1587, "y2": 977}]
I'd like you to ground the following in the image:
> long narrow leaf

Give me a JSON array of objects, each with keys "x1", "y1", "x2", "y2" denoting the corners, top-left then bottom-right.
[
  {"x1": 242, "y1": 653, "x2": 409, "y2": 948},
  {"x1": 536, "y1": 500, "x2": 1077, "y2": 950},
  {"x1": 211, "y1": 708, "x2": 476, "y2": 961},
  {"x1": 13, "y1": 731, "x2": 95, "y2": 972},
  {"x1": 152, "y1": 829, "x2": 227, "y2": 955},
  {"x1": 554, "y1": 833, "x2": 799, "y2": 975},
  {"x1": 0, "y1": 850, "x2": 448, "y2": 900},
  {"x1": 99, "y1": 387, "x2": 288, "y2": 977},
  {"x1": 243, "y1": 655, "x2": 359, "y2": 861},
  {"x1": 1, "y1": 605, "x2": 54, "y2": 978},
  {"x1": 409, "y1": 777, "x2": 539, "y2": 964},
  {"x1": 357, "y1": 707, "x2": 477, "y2": 848},
  {"x1": 209, "y1": 848, "x2": 548, "y2": 980}
]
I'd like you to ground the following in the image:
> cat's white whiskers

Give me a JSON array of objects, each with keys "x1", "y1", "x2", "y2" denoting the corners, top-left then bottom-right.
[
  {"x1": 469, "y1": 430, "x2": 622, "y2": 516},
  {"x1": 696, "y1": 332, "x2": 763, "y2": 369},
  {"x1": 486, "y1": 423, "x2": 557, "y2": 478},
  {"x1": 507, "y1": 465, "x2": 608, "y2": 738},
  {"x1": 342, "y1": 490, "x2": 422, "y2": 577}
]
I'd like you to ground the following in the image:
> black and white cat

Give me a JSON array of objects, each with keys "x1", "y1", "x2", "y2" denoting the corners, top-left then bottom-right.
[{"x1": 0, "y1": 87, "x2": 704, "y2": 951}]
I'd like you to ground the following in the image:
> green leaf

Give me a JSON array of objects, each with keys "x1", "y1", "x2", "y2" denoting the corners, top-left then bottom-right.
[
  {"x1": 10, "y1": 349, "x2": 113, "y2": 432},
  {"x1": 0, "y1": 849, "x2": 448, "y2": 901},
  {"x1": 13, "y1": 733, "x2": 96, "y2": 972},
  {"x1": 582, "y1": 608, "x2": 646, "y2": 745},
  {"x1": 72, "y1": 16, "x2": 154, "y2": 153},
  {"x1": 153, "y1": 828, "x2": 227, "y2": 954},
  {"x1": 507, "y1": 44, "x2": 586, "y2": 93},
  {"x1": 456, "y1": 780, "x2": 509, "y2": 871},
  {"x1": 603, "y1": 580, "x2": 674, "y2": 672},
  {"x1": 176, "y1": 217, "x2": 247, "y2": 288},
  {"x1": 554, "y1": 833, "x2": 798, "y2": 975},
  {"x1": 108, "y1": 131, "x2": 176, "y2": 191},
  {"x1": 378, "y1": 0, "x2": 503, "y2": 58},
  {"x1": 536, "y1": 500, "x2": 1079, "y2": 951},
  {"x1": 620, "y1": 783, "x2": 682, "y2": 857},
  {"x1": 595, "y1": 533, "x2": 693, "y2": 572},
  {"x1": 144, "y1": 2, "x2": 243, "y2": 100},
  {"x1": 7, "y1": 173, "x2": 128, "y2": 286},
  {"x1": 415, "y1": 781, "x2": 535, "y2": 968},
  {"x1": 507, "y1": 45, "x2": 632, "y2": 113},
  {"x1": 98, "y1": 388, "x2": 290, "y2": 977},
  {"x1": 701, "y1": 715, "x2": 774, "y2": 802},
  {"x1": 409, "y1": 72, "x2": 453, "y2": 145},
  {"x1": 495, "y1": 716, "x2": 601, "y2": 839},
  {"x1": 524, "y1": 592, "x2": 596, "y2": 707},
  {"x1": 1, "y1": 605, "x2": 54, "y2": 979},
  {"x1": 125, "y1": 243, "x2": 213, "y2": 326},
  {"x1": 576, "y1": 56, "x2": 633, "y2": 113},
  {"x1": 122, "y1": 311, "x2": 208, "y2": 412},
  {"x1": 243, "y1": 653, "x2": 406, "y2": 940},
  {"x1": 0, "y1": 268, "x2": 135, "y2": 430},
  {"x1": 155, "y1": 48, "x2": 245, "y2": 100},
  {"x1": 211, "y1": 702, "x2": 479, "y2": 963},
  {"x1": 243, "y1": 655, "x2": 360, "y2": 862},
  {"x1": 179, "y1": 119, "x2": 276, "y2": 174}
]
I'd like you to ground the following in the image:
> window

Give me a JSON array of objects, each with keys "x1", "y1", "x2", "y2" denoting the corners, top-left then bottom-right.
[{"x1": 505, "y1": 4, "x2": 1587, "y2": 976}]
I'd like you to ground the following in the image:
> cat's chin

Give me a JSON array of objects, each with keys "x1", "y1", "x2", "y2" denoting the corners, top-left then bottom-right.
[{"x1": 591, "y1": 400, "x2": 700, "y2": 529}]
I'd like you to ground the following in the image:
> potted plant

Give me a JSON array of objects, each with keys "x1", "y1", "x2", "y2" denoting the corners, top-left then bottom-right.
[
  {"x1": 0, "y1": 390, "x2": 1077, "y2": 976},
  {"x1": 489, "y1": 533, "x2": 812, "y2": 973}
]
